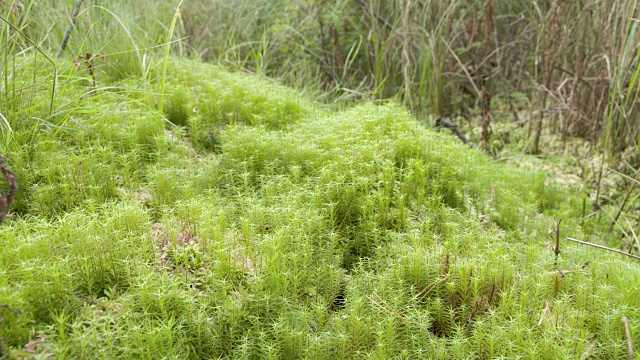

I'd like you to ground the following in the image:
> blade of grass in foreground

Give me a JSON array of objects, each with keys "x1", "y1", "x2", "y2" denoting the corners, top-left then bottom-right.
[{"x1": 158, "y1": 0, "x2": 184, "y2": 115}]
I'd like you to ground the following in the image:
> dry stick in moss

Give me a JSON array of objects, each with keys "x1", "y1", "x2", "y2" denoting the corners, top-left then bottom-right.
[
  {"x1": 551, "y1": 219, "x2": 562, "y2": 266},
  {"x1": 368, "y1": 292, "x2": 407, "y2": 324},
  {"x1": 413, "y1": 275, "x2": 456, "y2": 303},
  {"x1": 611, "y1": 166, "x2": 640, "y2": 228},
  {"x1": 566, "y1": 237, "x2": 640, "y2": 260},
  {"x1": 552, "y1": 221, "x2": 564, "y2": 300},
  {"x1": 56, "y1": 0, "x2": 85, "y2": 58},
  {"x1": 0, "y1": 155, "x2": 17, "y2": 225},
  {"x1": 622, "y1": 316, "x2": 635, "y2": 360},
  {"x1": 336, "y1": 205, "x2": 352, "y2": 235},
  {"x1": 400, "y1": 0, "x2": 414, "y2": 112},
  {"x1": 622, "y1": 316, "x2": 633, "y2": 360}
]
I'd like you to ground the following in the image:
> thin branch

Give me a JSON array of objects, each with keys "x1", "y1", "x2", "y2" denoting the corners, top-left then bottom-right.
[
  {"x1": 552, "y1": 65, "x2": 594, "y2": 91},
  {"x1": 442, "y1": 38, "x2": 481, "y2": 98},
  {"x1": 622, "y1": 316, "x2": 635, "y2": 360},
  {"x1": 566, "y1": 237, "x2": 640, "y2": 260},
  {"x1": 0, "y1": 155, "x2": 17, "y2": 226},
  {"x1": 57, "y1": 0, "x2": 85, "y2": 58},
  {"x1": 368, "y1": 292, "x2": 407, "y2": 323},
  {"x1": 435, "y1": 117, "x2": 475, "y2": 147},
  {"x1": 0, "y1": 303, "x2": 22, "y2": 314},
  {"x1": 553, "y1": 219, "x2": 562, "y2": 266},
  {"x1": 413, "y1": 275, "x2": 455, "y2": 303},
  {"x1": 337, "y1": 205, "x2": 352, "y2": 232},
  {"x1": 612, "y1": 166, "x2": 640, "y2": 227}
]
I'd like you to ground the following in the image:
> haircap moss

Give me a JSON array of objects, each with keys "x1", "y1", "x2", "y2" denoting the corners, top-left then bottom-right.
[{"x1": 0, "y1": 54, "x2": 637, "y2": 359}]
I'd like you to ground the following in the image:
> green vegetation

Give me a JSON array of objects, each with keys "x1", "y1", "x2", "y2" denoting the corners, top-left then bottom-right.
[
  {"x1": 0, "y1": 0, "x2": 639, "y2": 359},
  {"x1": 0, "y1": 55, "x2": 637, "y2": 358}
]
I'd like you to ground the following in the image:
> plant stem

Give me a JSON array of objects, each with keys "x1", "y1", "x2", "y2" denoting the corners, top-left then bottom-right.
[
  {"x1": 158, "y1": 0, "x2": 185, "y2": 115},
  {"x1": 57, "y1": 0, "x2": 85, "y2": 58},
  {"x1": 621, "y1": 316, "x2": 634, "y2": 360},
  {"x1": 554, "y1": 219, "x2": 562, "y2": 266},
  {"x1": 566, "y1": 237, "x2": 640, "y2": 260}
]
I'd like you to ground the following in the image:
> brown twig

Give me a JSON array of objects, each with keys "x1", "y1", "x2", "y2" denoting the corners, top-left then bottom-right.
[
  {"x1": 553, "y1": 65, "x2": 594, "y2": 91},
  {"x1": 0, "y1": 304, "x2": 22, "y2": 315},
  {"x1": 401, "y1": 0, "x2": 414, "y2": 112},
  {"x1": 74, "y1": 53, "x2": 107, "y2": 86},
  {"x1": 621, "y1": 316, "x2": 635, "y2": 360},
  {"x1": 537, "y1": 299, "x2": 552, "y2": 326},
  {"x1": 442, "y1": 38, "x2": 481, "y2": 98},
  {"x1": 553, "y1": 219, "x2": 562, "y2": 266},
  {"x1": 413, "y1": 275, "x2": 456, "y2": 303},
  {"x1": 336, "y1": 205, "x2": 352, "y2": 233},
  {"x1": 566, "y1": 237, "x2": 640, "y2": 260},
  {"x1": 368, "y1": 292, "x2": 407, "y2": 323},
  {"x1": 435, "y1": 117, "x2": 475, "y2": 147},
  {"x1": 0, "y1": 155, "x2": 17, "y2": 225},
  {"x1": 611, "y1": 167, "x2": 640, "y2": 227},
  {"x1": 555, "y1": 269, "x2": 588, "y2": 278}
]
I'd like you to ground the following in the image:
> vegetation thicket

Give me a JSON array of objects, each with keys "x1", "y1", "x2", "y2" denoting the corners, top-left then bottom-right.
[{"x1": 0, "y1": 0, "x2": 639, "y2": 359}]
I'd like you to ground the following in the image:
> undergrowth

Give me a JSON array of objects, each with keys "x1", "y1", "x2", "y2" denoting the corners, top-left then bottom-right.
[{"x1": 0, "y1": 56, "x2": 637, "y2": 359}]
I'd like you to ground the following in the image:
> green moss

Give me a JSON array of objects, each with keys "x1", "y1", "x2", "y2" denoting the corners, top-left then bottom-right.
[
  {"x1": 163, "y1": 59, "x2": 321, "y2": 151},
  {"x1": 0, "y1": 57, "x2": 638, "y2": 359}
]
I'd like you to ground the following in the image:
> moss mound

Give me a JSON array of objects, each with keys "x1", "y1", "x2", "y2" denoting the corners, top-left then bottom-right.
[{"x1": 0, "y1": 58, "x2": 638, "y2": 359}]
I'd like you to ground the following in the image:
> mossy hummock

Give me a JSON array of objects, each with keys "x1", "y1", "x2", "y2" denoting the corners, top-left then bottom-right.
[{"x1": 0, "y1": 57, "x2": 638, "y2": 359}]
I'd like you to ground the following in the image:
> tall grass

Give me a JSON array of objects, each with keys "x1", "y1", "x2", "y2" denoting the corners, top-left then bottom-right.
[
  {"x1": 137, "y1": 0, "x2": 640, "y2": 155},
  {"x1": 6, "y1": 0, "x2": 640, "y2": 154}
]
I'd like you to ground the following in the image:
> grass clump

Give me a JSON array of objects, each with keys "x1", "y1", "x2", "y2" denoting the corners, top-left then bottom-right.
[
  {"x1": 5, "y1": 78, "x2": 164, "y2": 217},
  {"x1": 0, "y1": 57, "x2": 638, "y2": 359}
]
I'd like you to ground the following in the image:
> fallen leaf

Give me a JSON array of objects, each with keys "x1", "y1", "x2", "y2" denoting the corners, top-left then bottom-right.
[{"x1": 24, "y1": 331, "x2": 45, "y2": 354}]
